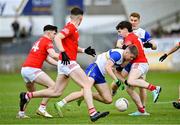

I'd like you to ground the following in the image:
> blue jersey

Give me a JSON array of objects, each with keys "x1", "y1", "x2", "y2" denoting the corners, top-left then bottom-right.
[{"x1": 85, "y1": 49, "x2": 124, "y2": 84}]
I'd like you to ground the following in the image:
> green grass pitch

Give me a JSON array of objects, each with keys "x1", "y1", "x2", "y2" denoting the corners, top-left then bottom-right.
[{"x1": 0, "y1": 71, "x2": 180, "y2": 124}]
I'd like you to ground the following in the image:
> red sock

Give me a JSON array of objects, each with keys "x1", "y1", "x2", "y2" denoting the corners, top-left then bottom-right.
[
  {"x1": 138, "y1": 107, "x2": 145, "y2": 113},
  {"x1": 88, "y1": 107, "x2": 97, "y2": 116},
  {"x1": 26, "y1": 92, "x2": 33, "y2": 100},
  {"x1": 40, "y1": 103, "x2": 46, "y2": 106},
  {"x1": 147, "y1": 84, "x2": 156, "y2": 91}
]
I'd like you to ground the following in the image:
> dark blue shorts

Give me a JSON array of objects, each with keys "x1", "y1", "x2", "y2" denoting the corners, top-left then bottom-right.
[
  {"x1": 85, "y1": 63, "x2": 106, "y2": 84},
  {"x1": 124, "y1": 63, "x2": 132, "y2": 73}
]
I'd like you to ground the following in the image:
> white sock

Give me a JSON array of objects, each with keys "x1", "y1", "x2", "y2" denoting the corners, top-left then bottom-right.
[
  {"x1": 38, "y1": 104, "x2": 46, "y2": 112},
  {"x1": 57, "y1": 99, "x2": 67, "y2": 107},
  {"x1": 18, "y1": 111, "x2": 25, "y2": 116}
]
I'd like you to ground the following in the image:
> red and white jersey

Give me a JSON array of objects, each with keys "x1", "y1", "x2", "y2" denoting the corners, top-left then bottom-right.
[
  {"x1": 22, "y1": 36, "x2": 54, "y2": 68},
  {"x1": 59, "y1": 22, "x2": 79, "y2": 61},
  {"x1": 124, "y1": 33, "x2": 148, "y2": 63}
]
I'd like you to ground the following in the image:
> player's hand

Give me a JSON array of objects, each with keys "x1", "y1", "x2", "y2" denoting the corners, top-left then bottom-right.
[
  {"x1": 61, "y1": 52, "x2": 70, "y2": 65},
  {"x1": 143, "y1": 42, "x2": 153, "y2": 48},
  {"x1": 159, "y1": 54, "x2": 168, "y2": 62},
  {"x1": 122, "y1": 45, "x2": 128, "y2": 49},
  {"x1": 116, "y1": 65, "x2": 124, "y2": 72},
  {"x1": 84, "y1": 46, "x2": 96, "y2": 57},
  {"x1": 114, "y1": 79, "x2": 125, "y2": 90}
]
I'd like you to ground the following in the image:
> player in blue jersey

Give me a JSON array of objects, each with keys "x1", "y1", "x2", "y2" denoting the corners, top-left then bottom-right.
[
  {"x1": 113, "y1": 12, "x2": 158, "y2": 116},
  {"x1": 116, "y1": 12, "x2": 157, "y2": 50},
  {"x1": 54, "y1": 45, "x2": 138, "y2": 117},
  {"x1": 159, "y1": 41, "x2": 180, "y2": 109}
]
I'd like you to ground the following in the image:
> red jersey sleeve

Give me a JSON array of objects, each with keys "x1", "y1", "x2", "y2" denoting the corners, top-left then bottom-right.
[
  {"x1": 46, "y1": 42, "x2": 54, "y2": 50},
  {"x1": 179, "y1": 42, "x2": 180, "y2": 46},
  {"x1": 60, "y1": 24, "x2": 75, "y2": 37}
]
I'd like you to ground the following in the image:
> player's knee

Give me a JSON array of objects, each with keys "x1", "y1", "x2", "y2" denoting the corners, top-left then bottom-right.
[
  {"x1": 82, "y1": 83, "x2": 91, "y2": 90},
  {"x1": 50, "y1": 88, "x2": 62, "y2": 97},
  {"x1": 104, "y1": 97, "x2": 113, "y2": 104},
  {"x1": 127, "y1": 79, "x2": 135, "y2": 86}
]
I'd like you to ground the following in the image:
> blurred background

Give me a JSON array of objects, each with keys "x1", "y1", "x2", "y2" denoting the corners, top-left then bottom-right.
[{"x1": 0, "y1": 0, "x2": 180, "y2": 72}]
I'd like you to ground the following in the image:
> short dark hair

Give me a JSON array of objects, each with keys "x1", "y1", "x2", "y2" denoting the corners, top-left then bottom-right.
[
  {"x1": 71, "y1": 7, "x2": 83, "y2": 15},
  {"x1": 128, "y1": 45, "x2": 138, "y2": 57},
  {"x1": 43, "y1": 25, "x2": 57, "y2": 33},
  {"x1": 130, "y1": 12, "x2": 140, "y2": 20},
  {"x1": 116, "y1": 21, "x2": 133, "y2": 32}
]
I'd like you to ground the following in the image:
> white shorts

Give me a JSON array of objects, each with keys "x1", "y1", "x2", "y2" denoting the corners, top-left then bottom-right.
[
  {"x1": 21, "y1": 67, "x2": 43, "y2": 83},
  {"x1": 57, "y1": 61, "x2": 80, "y2": 76},
  {"x1": 131, "y1": 63, "x2": 149, "y2": 77}
]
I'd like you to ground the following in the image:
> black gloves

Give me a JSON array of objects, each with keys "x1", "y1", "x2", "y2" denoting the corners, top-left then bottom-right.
[
  {"x1": 61, "y1": 52, "x2": 70, "y2": 65},
  {"x1": 116, "y1": 65, "x2": 124, "y2": 72},
  {"x1": 84, "y1": 46, "x2": 96, "y2": 57},
  {"x1": 159, "y1": 54, "x2": 168, "y2": 62},
  {"x1": 143, "y1": 42, "x2": 153, "y2": 48},
  {"x1": 122, "y1": 45, "x2": 128, "y2": 49}
]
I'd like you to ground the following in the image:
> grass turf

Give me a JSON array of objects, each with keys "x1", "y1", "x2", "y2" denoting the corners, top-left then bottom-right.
[{"x1": 0, "y1": 71, "x2": 180, "y2": 124}]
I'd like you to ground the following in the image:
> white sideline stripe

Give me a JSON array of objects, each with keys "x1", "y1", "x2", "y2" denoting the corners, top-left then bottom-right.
[{"x1": 155, "y1": 101, "x2": 173, "y2": 104}]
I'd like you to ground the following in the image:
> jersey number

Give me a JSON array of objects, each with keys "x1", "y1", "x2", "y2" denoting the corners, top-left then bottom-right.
[{"x1": 32, "y1": 41, "x2": 40, "y2": 52}]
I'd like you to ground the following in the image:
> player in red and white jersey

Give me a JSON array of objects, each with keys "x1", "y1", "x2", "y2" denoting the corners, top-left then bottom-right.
[
  {"x1": 19, "y1": 7, "x2": 109, "y2": 122},
  {"x1": 114, "y1": 21, "x2": 161, "y2": 116},
  {"x1": 114, "y1": 12, "x2": 158, "y2": 116},
  {"x1": 17, "y1": 25, "x2": 59, "y2": 118},
  {"x1": 159, "y1": 41, "x2": 180, "y2": 109}
]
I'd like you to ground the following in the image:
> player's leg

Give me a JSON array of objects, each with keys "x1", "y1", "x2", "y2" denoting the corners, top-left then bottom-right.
[
  {"x1": 127, "y1": 63, "x2": 161, "y2": 103},
  {"x1": 57, "y1": 89, "x2": 84, "y2": 106},
  {"x1": 139, "y1": 88, "x2": 147, "y2": 107},
  {"x1": 126, "y1": 86, "x2": 149, "y2": 116},
  {"x1": 17, "y1": 67, "x2": 37, "y2": 118},
  {"x1": 19, "y1": 74, "x2": 69, "y2": 116},
  {"x1": 70, "y1": 67, "x2": 109, "y2": 122},
  {"x1": 93, "y1": 82, "x2": 112, "y2": 104},
  {"x1": 56, "y1": 77, "x2": 95, "y2": 108},
  {"x1": 172, "y1": 84, "x2": 180, "y2": 109},
  {"x1": 33, "y1": 72, "x2": 56, "y2": 118},
  {"x1": 54, "y1": 78, "x2": 94, "y2": 117}
]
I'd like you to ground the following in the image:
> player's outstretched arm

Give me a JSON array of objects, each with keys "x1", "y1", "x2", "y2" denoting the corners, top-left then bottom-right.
[
  {"x1": 78, "y1": 46, "x2": 96, "y2": 57},
  {"x1": 159, "y1": 42, "x2": 180, "y2": 62}
]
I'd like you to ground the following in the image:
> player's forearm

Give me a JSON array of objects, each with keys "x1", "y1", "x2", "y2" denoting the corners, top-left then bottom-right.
[
  {"x1": 48, "y1": 49, "x2": 59, "y2": 60},
  {"x1": 114, "y1": 71, "x2": 126, "y2": 83},
  {"x1": 77, "y1": 46, "x2": 84, "y2": 53},
  {"x1": 46, "y1": 56, "x2": 58, "y2": 66},
  {"x1": 167, "y1": 44, "x2": 180, "y2": 56},
  {"x1": 54, "y1": 35, "x2": 65, "y2": 52},
  {"x1": 105, "y1": 66, "x2": 117, "y2": 81}
]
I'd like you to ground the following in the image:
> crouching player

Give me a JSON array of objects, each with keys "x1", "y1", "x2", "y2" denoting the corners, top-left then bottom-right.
[
  {"x1": 17, "y1": 25, "x2": 59, "y2": 118},
  {"x1": 54, "y1": 45, "x2": 138, "y2": 117},
  {"x1": 159, "y1": 41, "x2": 180, "y2": 109}
]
